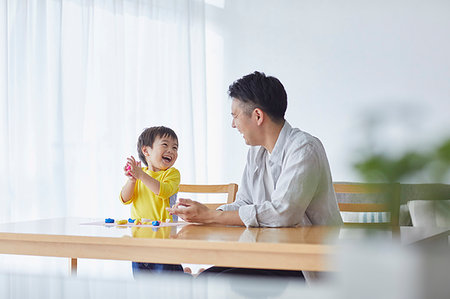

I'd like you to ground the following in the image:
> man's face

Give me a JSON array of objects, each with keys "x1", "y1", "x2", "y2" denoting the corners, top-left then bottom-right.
[{"x1": 231, "y1": 98, "x2": 259, "y2": 146}]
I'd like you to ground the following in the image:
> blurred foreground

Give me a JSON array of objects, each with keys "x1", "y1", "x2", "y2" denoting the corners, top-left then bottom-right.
[{"x1": 1, "y1": 236, "x2": 448, "y2": 299}]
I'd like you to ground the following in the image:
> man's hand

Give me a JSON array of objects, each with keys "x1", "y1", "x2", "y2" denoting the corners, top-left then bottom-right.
[
  {"x1": 167, "y1": 198, "x2": 218, "y2": 224},
  {"x1": 168, "y1": 198, "x2": 245, "y2": 226}
]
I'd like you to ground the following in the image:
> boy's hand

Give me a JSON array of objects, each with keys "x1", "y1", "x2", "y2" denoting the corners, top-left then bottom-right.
[
  {"x1": 124, "y1": 162, "x2": 136, "y2": 181},
  {"x1": 126, "y1": 156, "x2": 143, "y2": 180}
]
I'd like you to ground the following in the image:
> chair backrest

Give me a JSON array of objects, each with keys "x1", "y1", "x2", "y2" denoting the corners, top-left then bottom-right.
[
  {"x1": 178, "y1": 183, "x2": 238, "y2": 209},
  {"x1": 334, "y1": 182, "x2": 401, "y2": 226}
]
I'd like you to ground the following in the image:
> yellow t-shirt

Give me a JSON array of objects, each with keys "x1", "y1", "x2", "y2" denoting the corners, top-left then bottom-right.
[{"x1": 121, "y1": 167, "x2": 180, "y2": 221}]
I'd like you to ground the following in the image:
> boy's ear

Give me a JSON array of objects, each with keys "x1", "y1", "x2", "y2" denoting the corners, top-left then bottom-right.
[{"x1": 142, "y1": 146, "x2": 150, "y2": 156}]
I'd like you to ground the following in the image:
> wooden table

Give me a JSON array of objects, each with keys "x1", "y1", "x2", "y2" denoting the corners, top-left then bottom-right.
[{"x1": 0, "y1": 218, "x2": 448, "y2": 275}]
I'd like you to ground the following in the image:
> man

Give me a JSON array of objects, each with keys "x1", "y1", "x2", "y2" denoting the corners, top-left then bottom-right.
[{"x1": 168, "y1": 71, "x2": 342, "y2": 228}]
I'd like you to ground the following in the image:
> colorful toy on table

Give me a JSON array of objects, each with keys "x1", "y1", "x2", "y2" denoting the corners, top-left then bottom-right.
[{"x1": 104, "y1": 218, "x2": 162, "y2": 226}]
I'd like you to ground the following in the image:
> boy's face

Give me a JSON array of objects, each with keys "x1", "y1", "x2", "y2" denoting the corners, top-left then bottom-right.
[{"x1": 142, "y1": 135, "x2": 178, "y2": 172}]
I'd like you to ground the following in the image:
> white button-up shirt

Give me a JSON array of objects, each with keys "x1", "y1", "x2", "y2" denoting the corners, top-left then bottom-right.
[{"x1": 219, "y1": 121, "x2": 342, "y2": 227}]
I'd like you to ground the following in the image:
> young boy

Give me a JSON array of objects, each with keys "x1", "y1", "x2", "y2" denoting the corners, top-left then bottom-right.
[{"x1": 120, "y1": 126, "x2": 183, "y2": 274}]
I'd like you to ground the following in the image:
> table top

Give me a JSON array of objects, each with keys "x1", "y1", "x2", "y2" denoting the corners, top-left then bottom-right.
[
  {"x1": 0, "y1": 217, "x2": 448, "y2": 271},
  {"x1": 0, "y1": 217, "x2": 447, "y2": 243},
  {"x1": 0, "y1": 217, "x2": 342, "y2": 245}
]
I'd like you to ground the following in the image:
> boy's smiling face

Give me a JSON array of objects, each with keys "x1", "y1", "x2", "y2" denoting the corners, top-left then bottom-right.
[{"x1": 142, "y1": 135, "x2": 178, "y2": 172}]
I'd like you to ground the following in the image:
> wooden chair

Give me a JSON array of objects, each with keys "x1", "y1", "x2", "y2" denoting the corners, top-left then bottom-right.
[
  {"x1": 334, "y1": 182, "x2": 401, "y2": 226},
  {"x1": 178, "y1": 183, "x2": 238, "y2": 209}
]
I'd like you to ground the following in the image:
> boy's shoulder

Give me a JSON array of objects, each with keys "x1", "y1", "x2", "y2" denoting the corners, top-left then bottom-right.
[{"x1": 164, "y1": 167, "x2": 180, "y2": 176}]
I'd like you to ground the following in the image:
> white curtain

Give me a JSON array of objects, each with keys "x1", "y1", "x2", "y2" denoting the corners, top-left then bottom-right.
[{"x1": 1, "y1": 0, "x2": 209, "y2": 223}]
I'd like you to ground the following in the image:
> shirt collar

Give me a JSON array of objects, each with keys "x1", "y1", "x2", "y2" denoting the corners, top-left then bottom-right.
[{"x1": 269, "y1": 120, "x2": 291, "y2": 166}]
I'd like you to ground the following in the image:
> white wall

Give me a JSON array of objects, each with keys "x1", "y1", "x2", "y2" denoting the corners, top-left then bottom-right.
[{"x1": 205, "y1": 0, "x2": 450, "y2": 182}]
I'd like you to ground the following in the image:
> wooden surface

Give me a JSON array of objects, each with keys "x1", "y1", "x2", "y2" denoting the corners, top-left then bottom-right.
[
  {"x1": 0, "y1": 218, "x2": 337, "y2": 272},
  {"x1": 338, "y1": 203, "x2": 389, "y2": 212},
  {"x1": 179, "y1": 183, "x2": 238, "y2": 205},
  {"x1": 0, "y1": 218, "x2": 447, "y2": 273},
  {"x1": 334, "y1": 182, "x2": 401, "y2": 226}
]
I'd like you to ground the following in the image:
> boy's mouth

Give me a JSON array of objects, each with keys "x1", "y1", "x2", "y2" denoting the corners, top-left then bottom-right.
[{"x1": 162, "y1": 155, "x2": 172, "y2": 163}]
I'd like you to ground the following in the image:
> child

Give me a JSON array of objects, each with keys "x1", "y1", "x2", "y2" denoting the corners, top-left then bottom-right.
[{"x1": 120, "y1": 126, "x2": 183, "y2": 274}]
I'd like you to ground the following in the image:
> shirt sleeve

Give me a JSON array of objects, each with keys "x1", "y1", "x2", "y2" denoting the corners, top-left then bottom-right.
[
  {"x1": 120, "y1": 192, "x2": 133, "y2": 205},
  {"x1": 240, "y1": 144, "x2": 320, "y2": 227},
  {"x1": 119, "y1": 180, "x2": 137, "y2": 205},
  {"x1": 158, "y1": 168, "x2": 181, "y2": 199}
]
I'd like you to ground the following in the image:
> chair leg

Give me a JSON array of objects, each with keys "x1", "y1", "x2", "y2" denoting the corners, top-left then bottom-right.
[{"x1": 69, "y1": 258, "x2": 77, "y2": 276}]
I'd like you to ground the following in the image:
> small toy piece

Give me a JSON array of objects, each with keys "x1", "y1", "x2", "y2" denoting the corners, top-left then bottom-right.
[
  {"x1": 152, "y1": 220, "x2": 160, "y2": 226},
  {"x1": 116, "y1": 219, "x2": 128, "y2": 225},
  {"x1": 128, "y1": 218, "x2": 136, "y2": 223},
  {"x1": 105, "y1": 218, "x2": 114, "y2": 223},
  {"x1": 126, "y1": 164, "x2": 132, "y2": 176}
]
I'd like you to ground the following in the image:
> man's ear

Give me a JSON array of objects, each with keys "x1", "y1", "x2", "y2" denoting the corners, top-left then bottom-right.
[{"x1": 253, "y1": 108, "x2": 264, "y2": 126}]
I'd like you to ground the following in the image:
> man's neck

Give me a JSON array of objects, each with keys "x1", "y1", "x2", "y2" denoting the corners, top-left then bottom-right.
[{"x1": 262, "y1": 120, "x2": 285, "y2": 153}]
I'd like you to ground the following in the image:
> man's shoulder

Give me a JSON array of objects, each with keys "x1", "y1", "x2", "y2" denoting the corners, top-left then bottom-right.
[{"x1": 285, "y1": 126, "x2": 321, "y2": 150}]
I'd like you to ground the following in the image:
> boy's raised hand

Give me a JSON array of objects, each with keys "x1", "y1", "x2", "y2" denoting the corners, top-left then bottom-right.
[
  {"x1": 125, "y1": 156, "x2": 142, "y2": 180},
  {"x1": 124, "y1": 161, "x2": 136, "y2": 181}
]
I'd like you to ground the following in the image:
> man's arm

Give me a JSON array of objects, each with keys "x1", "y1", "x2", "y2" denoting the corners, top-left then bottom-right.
[{"x1": 167, "y1": 198, "x2": 244, "y2": 226}]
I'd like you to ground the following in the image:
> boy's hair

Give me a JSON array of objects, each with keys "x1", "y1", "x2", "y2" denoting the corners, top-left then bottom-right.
[
  {"x1": 137, "y1": 126, "x2": 178, "y2": 166},
  {"x1": 228, "y1": 71, "x2": 287, "y2": 123}
]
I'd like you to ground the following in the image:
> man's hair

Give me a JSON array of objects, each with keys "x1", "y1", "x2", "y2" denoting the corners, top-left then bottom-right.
[
  {"x1": 228, "y1": 71, "x2": 287, "y2": 123},
  {"x1": 137, "y1": 126, "x2": 178, "y2": 166}
]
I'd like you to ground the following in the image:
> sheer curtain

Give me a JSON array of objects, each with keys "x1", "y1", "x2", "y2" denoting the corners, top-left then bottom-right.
[
  {"x1": 1, "y1": 0, "x2": 209, "y2": 278},
  {"x1": 1, "y1": 0, "x2": 208, "y2": 224}
]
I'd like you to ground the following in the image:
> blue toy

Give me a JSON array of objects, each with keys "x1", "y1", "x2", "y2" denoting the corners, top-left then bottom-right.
[
  {"x1": 152, "y1": 220, "x2": 160, "y2": 226},
  {"x1": 128, "y1": 218, "x2": 136, "y2": 223},
  {"x1": 105, "y1": 218, "x2": 114, "y2": 223}
]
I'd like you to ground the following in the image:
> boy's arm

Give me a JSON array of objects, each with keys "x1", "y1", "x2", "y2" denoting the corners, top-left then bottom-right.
[
  {"x1": 126, "y1": 156, "x2": 160, "y2": 195},
  {"x1": 158, "y1": 168, "x2": 180, "y2": 199},
  {"x1": 120, "y1": 178, "x2": 137, "y2": 203},
  {"x1": 137, "y1": 172, "x2": 160, "y2": 195}
]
